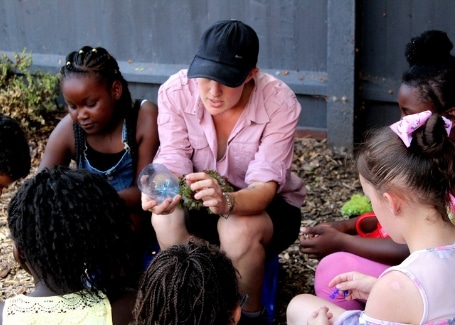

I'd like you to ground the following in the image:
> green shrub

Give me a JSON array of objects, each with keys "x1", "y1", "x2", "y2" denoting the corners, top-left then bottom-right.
[{"x1": 0, "y1": 49, "x2": 62, "y2": 137}]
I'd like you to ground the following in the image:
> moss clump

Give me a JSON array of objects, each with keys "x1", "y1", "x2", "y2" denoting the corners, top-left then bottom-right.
[{"x1": 178, "y1": 170, "x2": 233, "y2": 213}]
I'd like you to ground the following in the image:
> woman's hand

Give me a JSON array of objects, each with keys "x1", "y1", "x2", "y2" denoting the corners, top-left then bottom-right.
[
  {"x1": 141, "y1": 192, "x2": 181, "y2": 215},
  {"x1": 184, "y1": 172, "x2": 229, "y2": 215}
]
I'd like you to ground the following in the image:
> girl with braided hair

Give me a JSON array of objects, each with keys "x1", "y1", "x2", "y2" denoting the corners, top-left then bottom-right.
[
  {"x1": 299, "y1": 30, "x2": 455, "y2": 310},
  {"x1": 0, "y1": 166, "x2": 137, "y2": 324},
  {"x1": 287, "y1": 111, "x2": 455, "y2": 324},
  {"x1": 133, "y1": 238, "x2": 242, "y2": 325},
  {"x1": 0, "y1": 114, "x2": 31, "y2": 196},
  {"x1": 399, "y1": 30, "x2": 455, "y2": 134},
  {"x1": 38, "y1": 45, "x2": 159, "y2": 273}
]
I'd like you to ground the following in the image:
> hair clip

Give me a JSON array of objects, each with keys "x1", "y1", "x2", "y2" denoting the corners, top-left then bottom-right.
[
  {"x1": 330, "y1": 288, "x2": 348, "y2": 300},
  {"x1": 92, "y1": 48, "x2": 98, "y2": 53},
  {"x1": 79, "y1": 49, "x2": 84, "y2": 54},
  {"x1": 66, "y1": 61, "x2": 71, "y2": 66},
  {"x1": 447, "y1": 193, "x2": 455, "y2": 225}
]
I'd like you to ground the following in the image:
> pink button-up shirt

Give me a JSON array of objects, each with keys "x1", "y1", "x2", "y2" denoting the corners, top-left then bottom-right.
[{"x1": 155, "y1": 70, "x2": 306, "y2": 207}]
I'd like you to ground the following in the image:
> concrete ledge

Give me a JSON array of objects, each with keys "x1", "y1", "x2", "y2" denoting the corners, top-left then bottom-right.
[
  {"x1": 2, "y1": 51, "x2": 328, "y2": 97},
  {"x1": 2, "y1": 50, "x2": 328, "y2": 140},
  {"x1": 295, "y1": 127, "x2": 327, "y2": 139}
]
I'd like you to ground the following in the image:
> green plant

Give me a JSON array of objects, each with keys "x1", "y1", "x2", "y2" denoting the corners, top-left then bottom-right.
[
  {"x1": 0, "y1": 49, "x2": 61, "y2": 136},
  {"x1": 341, "y1": 193, "x2": 373, "y2": 217},
  {"x1": 178, "y1": 170, "x2": 234, "y2": 213}
]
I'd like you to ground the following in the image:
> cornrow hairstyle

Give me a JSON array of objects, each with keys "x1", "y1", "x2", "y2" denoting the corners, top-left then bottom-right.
[
  {"x1": 0, "y1": 114, "x2": 31, "y2": 180},
  {"x1": 402, "y1": 30, "x2": 455, "y2": 114},
  {"x1": 133, "y1": 238, "x2": 241, "y2": 325},
  {"x1": 61, "y1": 46, "x2": 139, "y2": 170},
  {"x1": 356, "y1": 114, "x2": 455, "y2": 223},
  {"x1": 7, "y1": 166, "x2": 134, "y2": 297}
]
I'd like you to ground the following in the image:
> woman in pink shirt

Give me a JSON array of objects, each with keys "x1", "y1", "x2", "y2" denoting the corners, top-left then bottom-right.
[{"x1": 141, "y1": 20, "x2": 305, "y2": 325}]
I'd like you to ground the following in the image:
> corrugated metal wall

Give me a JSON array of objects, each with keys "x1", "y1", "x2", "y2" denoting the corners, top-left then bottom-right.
[
  {"x1": 357, "y1": 0, "x2": 455, "y2": 139},
  {"x1": 1, "y1": 0, "x2": 454, "y2": 151}
]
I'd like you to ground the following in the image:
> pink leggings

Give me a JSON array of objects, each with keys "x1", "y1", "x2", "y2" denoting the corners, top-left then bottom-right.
[{"x1": 314, "y1": 252, "x2": 390, "y2": 310}]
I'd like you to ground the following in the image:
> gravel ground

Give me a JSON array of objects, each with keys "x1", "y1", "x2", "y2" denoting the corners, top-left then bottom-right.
[{"x1": 0, "y1": 136, "x2": 361, "y2": 324}]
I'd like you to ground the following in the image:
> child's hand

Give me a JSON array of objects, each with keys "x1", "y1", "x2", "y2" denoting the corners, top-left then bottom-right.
[
  {"x1": 328, "y1": 271, "x2": 377, "y2": 301},
  {"x1": 308, "y1": 306, "x2": 333, "y2": 325},
  {"x1": 299, "y1": 224, "x2": 349, "y2": 259},
  {"x1": 141, "y1": 192, "x2": 181, "y2": 215}
]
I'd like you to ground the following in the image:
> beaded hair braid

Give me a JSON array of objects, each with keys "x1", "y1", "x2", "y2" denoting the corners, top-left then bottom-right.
[
  {"x1": 7, "y1": 166, "x2": 134, "y2": 296},
  {"x1": 60, "y1": 46, "x2": 139, "y2": 169},
  {"x1": 0, "y1": 114, "x2": 31, "y2": 180},
  {"x1": 133, "y1": 239, "x2": 241, "y2": 325}
]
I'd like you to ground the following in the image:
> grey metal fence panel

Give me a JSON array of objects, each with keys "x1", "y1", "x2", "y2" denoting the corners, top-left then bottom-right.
[
  {"x1": 2, "y1": 0, "x2": 454, "y2": 151},
  {"x1": 357, "y1": 0, "x2": 455, "y2": 137},
  {"x1": 0, "y1": 0, "x2": 328, "y2": 69},
  {"x1": 0, "y1": 0, "x2": 333, "y2": 142},
  {"x1": 326, "y1": 0, "x2": 356, "y2": 151}
]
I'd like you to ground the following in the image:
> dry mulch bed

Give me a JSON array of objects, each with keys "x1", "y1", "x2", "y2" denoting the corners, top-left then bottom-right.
[
  {"x1": 274, "y1": 138, "x2": 360, "y2": 324},
  {"x1": 0, "y1": 136, "x2": 360, "y2": 324}
]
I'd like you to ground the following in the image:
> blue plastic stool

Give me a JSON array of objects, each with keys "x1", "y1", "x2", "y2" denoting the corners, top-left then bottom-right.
[{"x1": 261, "y1": 255, "x2": 280, "y2": 324}]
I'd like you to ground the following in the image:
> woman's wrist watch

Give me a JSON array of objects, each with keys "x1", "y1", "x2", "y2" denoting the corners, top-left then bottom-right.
[{"x1": 220, "y1": 192, "x2": 234, "y2": 219}]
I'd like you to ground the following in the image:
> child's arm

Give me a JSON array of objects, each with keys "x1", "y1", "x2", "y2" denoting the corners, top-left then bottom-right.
[
  {"x1": 38, "y1": 114, "x2": 75, "y2": 172},
  {"x1": 119, "y1": 100, "x2": 159, "y2": 208},
  {"x1": 364, "y1": 270, "x2": 423, "y2": 324},
  {"x1": 300, "y1": 223, "x2": 409, "y2": 264}
]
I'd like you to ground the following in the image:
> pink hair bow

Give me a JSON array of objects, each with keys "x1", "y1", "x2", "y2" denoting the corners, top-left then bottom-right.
[
  {"x1": 390, "y1": 110, "x2": 452, "y2": 147},
  {"x1": 447, "y1": 194, "x2": 455, "y2": 225},
  {"x1": 448, "y1": 193, "x2": 455, "y2": 225}
]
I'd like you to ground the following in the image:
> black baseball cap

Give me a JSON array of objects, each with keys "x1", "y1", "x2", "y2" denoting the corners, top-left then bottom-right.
[{"x1": 187, "y1": 19, "x2": 259, "y2": 88}]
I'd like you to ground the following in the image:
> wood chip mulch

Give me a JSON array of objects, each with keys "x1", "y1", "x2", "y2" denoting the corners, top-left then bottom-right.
[{"x1": 0, "y1": 136, "x2": 361, "y2": 324}]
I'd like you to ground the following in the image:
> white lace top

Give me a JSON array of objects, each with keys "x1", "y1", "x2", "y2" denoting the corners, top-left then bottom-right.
[{"x1": 3, "y1": 290, "x2": 112, "y2": 325}]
